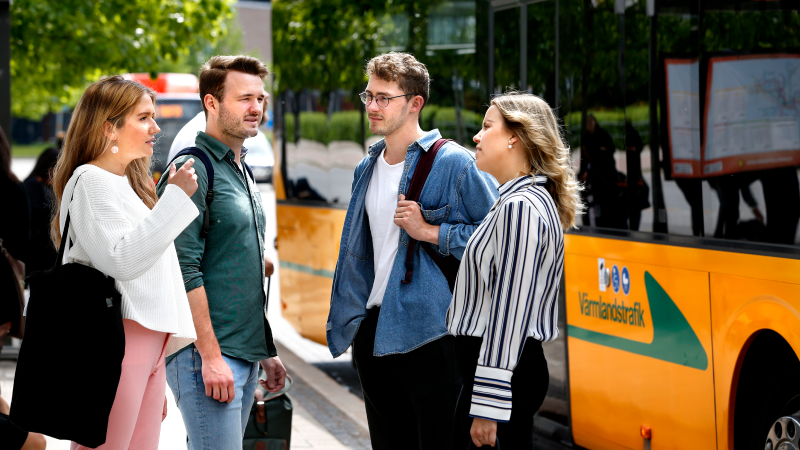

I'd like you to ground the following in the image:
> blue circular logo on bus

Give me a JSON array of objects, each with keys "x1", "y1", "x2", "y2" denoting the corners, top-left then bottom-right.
[
  {"x1": 611, "y1": 265, "x2": 620, "y2": 293},
  {"x1": 621, "y1": 267, "x2": 630, "y2": 295}
]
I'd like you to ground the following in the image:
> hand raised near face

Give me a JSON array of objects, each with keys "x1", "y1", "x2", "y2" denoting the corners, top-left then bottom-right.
[
  {"x1": 394, "y1": 194, "x2": 438, "y2": 244},
  {"x1": 168, "y1": 158, "x2": 199, "y2": 197}
]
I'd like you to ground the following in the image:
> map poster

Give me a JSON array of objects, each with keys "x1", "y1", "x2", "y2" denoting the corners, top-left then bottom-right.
[
  {"x1": 703, "y1": 53, "x2": 800, "y2": 176},
  {"x1": 665, "y1": 58, "x2": 701, "y2": 178}
]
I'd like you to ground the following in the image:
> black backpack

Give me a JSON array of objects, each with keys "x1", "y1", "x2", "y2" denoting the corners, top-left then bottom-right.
[{"x1": 167, "y1": 147, "x2": 255, "y2": 238}]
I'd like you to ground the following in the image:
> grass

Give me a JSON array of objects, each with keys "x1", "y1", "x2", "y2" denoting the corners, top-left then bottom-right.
[{"x1": 11, "y1": 142, "x2": 51, "y2": 158}]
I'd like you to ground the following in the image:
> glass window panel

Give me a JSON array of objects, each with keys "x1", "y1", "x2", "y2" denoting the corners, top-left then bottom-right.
[
  {"x1": 526, "y1": 1, "x2": 557, "y2": 104},
  {"x1": 560, "y1": 0, "x2": 629, "y2": 230},
  {"x1": 493, "y1": 7, "x2": 521, "y2": 92},
  {"x1": 278, "y1": 89, "x2": 368, "y2": 206},
  {"x1": 700, "y1": 2, "x2": 800, "y2": 246},
  {"x1": 631, "y1": 4, "x2": 700, "y2": 235}
]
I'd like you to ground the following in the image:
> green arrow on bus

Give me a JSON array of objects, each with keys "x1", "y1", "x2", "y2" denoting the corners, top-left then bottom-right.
[{"x1": 567, "y1": 271, "x2": 708, "y2": 370}]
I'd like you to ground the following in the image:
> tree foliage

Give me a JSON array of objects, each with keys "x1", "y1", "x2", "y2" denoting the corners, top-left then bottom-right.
[
  {"x1": 11, "y1": 0, "x2": 233, "y2": 119},
  {"x1": 273, "y1": 0, "x2": 453, "y2": 99},
  {"x1": 273, "y1": 0, "x2": 384, "y2": 96}
]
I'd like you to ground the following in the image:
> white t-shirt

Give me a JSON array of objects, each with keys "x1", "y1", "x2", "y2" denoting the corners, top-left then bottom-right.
[{"x1": 365, "y1": 150, "x2": 405, "y2": 309}]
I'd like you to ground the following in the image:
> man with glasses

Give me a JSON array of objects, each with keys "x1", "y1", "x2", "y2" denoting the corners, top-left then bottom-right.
[{"x1": 326, "y1": 52, "x2": 498, "y2": 450}]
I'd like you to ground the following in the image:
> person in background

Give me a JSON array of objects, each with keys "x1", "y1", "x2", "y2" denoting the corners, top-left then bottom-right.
[
  {"x1": 51, "y1": 75, "x2": 199, "y2": 449},
  {"x1": 580, "y1": 115, "x2": 623, "y2": 229},
  {"x1": 55, "y1": 130, "x2": 66, "y2": 150},
  {"x1": 625, "y1": 122, "x2": 649, "y2": 231},
  {"x1": 0, "y1": 394, "x2": 47, "y2": 450},
  {"x1": 23, "y1": 147, "x2": 60, "y2": 276},
  {"x1": 0, "y1": 125, "x2": 29, "y2": 355},
  {"x1": 448, "y1": 92, "x2": 583, "y2": 449}
]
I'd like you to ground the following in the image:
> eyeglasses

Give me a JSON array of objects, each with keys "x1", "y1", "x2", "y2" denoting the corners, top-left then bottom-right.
[{"x1": 359, "y1": 92, "x2": 418, "y2": 108}]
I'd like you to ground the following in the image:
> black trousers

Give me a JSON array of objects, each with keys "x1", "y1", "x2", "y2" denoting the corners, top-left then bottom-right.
[
  {"x1": 454, "y1": 336, "x2": 549, "y2": 450},
  {"x1": 353, "y1": 307, "x2": 461, "y2": 450}
]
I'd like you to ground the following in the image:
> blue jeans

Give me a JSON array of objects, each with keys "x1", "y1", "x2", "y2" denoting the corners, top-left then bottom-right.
[{"x1": 166, "y1": 347, "x2": 259, "y2": 449}]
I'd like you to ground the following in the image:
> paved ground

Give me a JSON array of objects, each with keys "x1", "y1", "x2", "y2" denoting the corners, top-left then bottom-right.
[{"x1": 0, "y1": 334, "x2": 369, "y2": 450}]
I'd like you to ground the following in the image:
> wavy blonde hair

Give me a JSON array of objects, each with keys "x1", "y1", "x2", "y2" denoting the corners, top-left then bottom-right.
[
  {"x1": 51, "y1": 76, "x2": 158, "y2": 246},
  {"x1": 491, "y1": 92, "x2": 584, "y2": 229}
]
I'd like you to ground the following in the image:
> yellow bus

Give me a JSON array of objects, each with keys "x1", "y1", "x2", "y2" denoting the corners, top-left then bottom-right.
[{"x1": 274, "y1": 1, "x2": 800, "y2": 448}]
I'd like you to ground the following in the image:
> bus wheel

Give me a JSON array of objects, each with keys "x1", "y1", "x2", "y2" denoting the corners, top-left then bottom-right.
[
  {"x1": 734, "y1": 330, "x2": 800, "y2": 450},
  {"x1": 765, "y1": 412, "x2": 800, "y2": 450}
]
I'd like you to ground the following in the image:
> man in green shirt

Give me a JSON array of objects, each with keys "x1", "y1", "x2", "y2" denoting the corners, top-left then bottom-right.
[{"x1": 156, "y1": 55, "x2": 286, "y2": 449}]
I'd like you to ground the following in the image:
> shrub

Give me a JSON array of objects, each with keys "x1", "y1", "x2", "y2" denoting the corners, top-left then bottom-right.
[
  {"x1": 420, "y1": 105, "x2": 439, "y2": 130},
  {"x1": 282, "y1": 106, "x2": 489, "y2": 147},
  {"x1": 432, "y1": 107, "x2": 482, "y2": 143}
]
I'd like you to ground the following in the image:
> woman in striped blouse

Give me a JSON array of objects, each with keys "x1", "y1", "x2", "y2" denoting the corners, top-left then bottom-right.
[{"x1": 448, "y1": 92, "x2": 582, "y2": 448}]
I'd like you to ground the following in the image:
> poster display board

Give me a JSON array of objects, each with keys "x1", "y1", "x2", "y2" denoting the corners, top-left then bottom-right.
[
  {"x1": 702, "y1": 53, "x2": 800, "y2": 176},
  {"x1": 665, "y1": 58, "x2": 701, "y2": 177}
]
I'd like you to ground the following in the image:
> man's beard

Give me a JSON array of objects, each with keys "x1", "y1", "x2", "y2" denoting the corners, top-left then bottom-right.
[
  {"x1": 218, "y1": 103, "x2": 259, "y2": 141},
  {"x1": 369, "y1": 102, "x2": 410, "y2": 137}
]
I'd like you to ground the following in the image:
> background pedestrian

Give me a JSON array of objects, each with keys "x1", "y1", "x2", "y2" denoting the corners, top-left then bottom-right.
[
  {"x1": 22, "y1": 147, "x2": 60, "y2": 276},
  {"x1": 0, "y1": 125, "x2": 29, "y2": 355}
]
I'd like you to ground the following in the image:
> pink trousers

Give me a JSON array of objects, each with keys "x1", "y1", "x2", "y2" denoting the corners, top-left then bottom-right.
[{"x1": 72, "y1": 319, "x2": 168, "y2": 450}]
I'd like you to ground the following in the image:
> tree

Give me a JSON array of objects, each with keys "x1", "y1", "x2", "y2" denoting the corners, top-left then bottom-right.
[
  {"x1": 273, "y1": 0, "x2": 385, "y2": 99},
  {"x1": 11, "y1": 0, "x2": 232, "y2": 119}
]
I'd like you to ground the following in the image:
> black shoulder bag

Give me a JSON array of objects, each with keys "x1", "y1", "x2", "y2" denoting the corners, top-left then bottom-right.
[
  {"x1": 11, "y1": 174, "x2": 125, "y2": 448},
  {"x1": 400, "y1": 139, "x2": 461, "y2": 293}
]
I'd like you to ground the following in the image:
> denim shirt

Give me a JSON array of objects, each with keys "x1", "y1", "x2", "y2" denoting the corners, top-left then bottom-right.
[
  {"x1": 156, "y1": 132, "x2": 274, "y2": 364},
  {"x1": 326, "y1": 129, "x2": 499, "y2": 357}
]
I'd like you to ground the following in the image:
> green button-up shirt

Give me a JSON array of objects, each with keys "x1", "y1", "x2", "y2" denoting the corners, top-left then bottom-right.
[{"x1": 157, "y1": 131, "x2": 276, "y2": 363}]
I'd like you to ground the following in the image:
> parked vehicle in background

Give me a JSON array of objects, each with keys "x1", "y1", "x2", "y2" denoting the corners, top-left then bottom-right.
[
  {"x1": 123, "y1": 73, "x2": 202, "y2": 182},
  {"x1": 243, "y1": 130, "x2": 275, "y2": 184}
]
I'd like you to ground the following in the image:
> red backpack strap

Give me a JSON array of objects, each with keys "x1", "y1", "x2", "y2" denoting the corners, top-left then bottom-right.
[{"x1": 400, "y1": 139, "x2": 452, "y2": 285}]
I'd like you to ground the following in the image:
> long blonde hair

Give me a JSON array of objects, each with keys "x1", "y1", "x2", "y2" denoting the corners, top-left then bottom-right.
[
  {"x1": 491, "y1": 92, "x2": 584, "y2": 229},
  {"x1": 51, "y1": 76, "x2": 158, "y2": 246}
]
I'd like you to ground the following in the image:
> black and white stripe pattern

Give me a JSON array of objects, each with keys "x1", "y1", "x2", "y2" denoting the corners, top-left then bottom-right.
[{"x1": 447, "y1": 174, "x2": 564, "y2": 422}]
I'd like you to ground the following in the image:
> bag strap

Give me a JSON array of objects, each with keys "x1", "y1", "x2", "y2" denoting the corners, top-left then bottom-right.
[
  {"x1": 55, "y1": 172, "x2": 87, "y2": 268},
  {"x1": 168, "y1": 148, "x2": 215, "y2": 238},
  {"x1": 166, "y1": 147, "x2": 255, "y2": 239},
  {"x1": 242, "y1": 161, "x2": 255, "y2": 183},
  {"x1": 400, "y1": 139, "x2": 452, "y2": 285}
]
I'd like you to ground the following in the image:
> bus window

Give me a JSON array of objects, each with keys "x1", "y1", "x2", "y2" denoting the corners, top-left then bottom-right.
[
  {"x1": 493, "y1": 7, "x2": 521, "y2": 92},
  {"x1": 152, "y1": 98, "x2": 203, "y2": 175},
  {"x1": 277, "y1": 90, "x2": 367, "y2": 207},
  {"x1": 633, "y1": 5, "x2": 699, "y2": 235},
  {"x1": 699, "y1": 2, "x2": 800, "y2": 246},
  {"x1": 559, "y1": 0, "x2": 629, "y2": 231}
]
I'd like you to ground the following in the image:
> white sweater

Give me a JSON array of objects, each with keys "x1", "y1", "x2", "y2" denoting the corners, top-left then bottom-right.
[{"x1": 60, "y1": 165, "x2": 199, "y2": 356}]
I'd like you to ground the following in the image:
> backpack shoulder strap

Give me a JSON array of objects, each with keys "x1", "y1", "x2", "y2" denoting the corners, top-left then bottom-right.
[
  {"x1": 400, "y1": 138, "x2": 452, "y2": 286},
  {"x1": 167, "y1": 147, "x2": 215, "y2": 239},
  {"x1": 168, "y1": 147, "x2": 215, "y2": 193},
  {"x1": 242, "y1": 161, "x2": 255, "y2": 184},
  {"x1": 403, "y1": 139, "x2": 451, "y2": 204}
]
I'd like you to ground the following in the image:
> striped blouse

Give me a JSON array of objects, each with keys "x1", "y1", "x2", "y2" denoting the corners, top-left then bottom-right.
[{"x1": 446, "y1": 174, "x2": 564, "y2": 422}]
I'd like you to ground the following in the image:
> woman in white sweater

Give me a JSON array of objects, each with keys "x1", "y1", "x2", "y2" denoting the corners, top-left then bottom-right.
[
  {"x1": 447, "y1": 92, "x2": 583, "y2": 449},
  {"x1": 50, "y1": 76, "x2": 200, "y2": 449}
]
